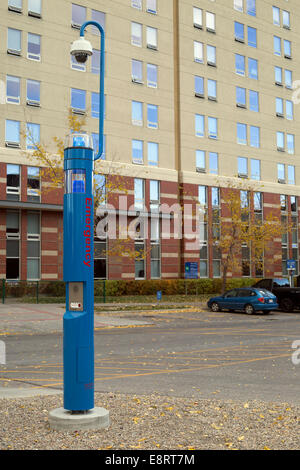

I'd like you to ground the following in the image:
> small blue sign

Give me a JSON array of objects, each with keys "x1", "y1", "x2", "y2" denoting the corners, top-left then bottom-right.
[
  {"x1": 287, "y1": 259, "x2": 296, "y2": 270},
  {"x1": 157, "y1": 291, "x2": 162, "y2": 301},
  {"x1": 185, "y1": 262, "x2": 199, "y2": 279}
]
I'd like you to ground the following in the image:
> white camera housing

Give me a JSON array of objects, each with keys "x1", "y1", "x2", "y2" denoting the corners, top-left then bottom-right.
[{"x1": 70, "y1": 37, "x2": 93, "y2": 64}]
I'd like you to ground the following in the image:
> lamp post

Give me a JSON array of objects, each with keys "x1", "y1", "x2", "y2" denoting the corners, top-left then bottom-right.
[{"x1": 49, "y1": 21, "x2": 109, "y2": 431}]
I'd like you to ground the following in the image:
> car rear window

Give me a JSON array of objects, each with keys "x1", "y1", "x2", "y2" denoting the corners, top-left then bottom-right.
[{"x1": 273, "y1": 278, "x2": 290, "y2": 287}]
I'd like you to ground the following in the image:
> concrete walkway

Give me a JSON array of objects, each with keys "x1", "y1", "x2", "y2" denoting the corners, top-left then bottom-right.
[{"x1": 0, "y1": 303, "x2": 152, "y2": 336}]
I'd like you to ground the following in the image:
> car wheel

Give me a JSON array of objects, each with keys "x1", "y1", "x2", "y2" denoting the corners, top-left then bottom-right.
[
  {"x1": 244, "y1": 304, "x2": 255, "y2": 315},
  {"x1": 211, "y1": 302, "x2": 220, "y2": 312},
  {"x1": 280, "y1": 298, "x2": 294, "y2": 312}
]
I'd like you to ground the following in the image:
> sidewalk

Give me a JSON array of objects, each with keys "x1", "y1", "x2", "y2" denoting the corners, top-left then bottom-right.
[{"x1": 0, "y1": 303, "x2": 154, "y2": 336}]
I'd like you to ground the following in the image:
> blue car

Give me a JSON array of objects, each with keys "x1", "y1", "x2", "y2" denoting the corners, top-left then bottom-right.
[{"x1": 207, "y1": 287, "x2": 278, "y2": 315}]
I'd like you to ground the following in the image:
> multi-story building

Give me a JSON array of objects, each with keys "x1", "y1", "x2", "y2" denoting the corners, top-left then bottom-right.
[{"x1": 0, "y1": 0, "x2": 299, "y2": 282}]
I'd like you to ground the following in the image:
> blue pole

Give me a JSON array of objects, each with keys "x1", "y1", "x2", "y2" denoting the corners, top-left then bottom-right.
[
  {"x1": 63, "y1": 21, "x2": 105, "y2": 412},
  {"x1": 80, "y1": 21, "x2": 105, "y2": 161}
]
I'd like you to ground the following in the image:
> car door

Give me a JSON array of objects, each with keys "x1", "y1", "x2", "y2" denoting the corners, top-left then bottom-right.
[
  {"x1": 239, "y1": 289, "x2": 256, "y2": 309},
  {"x1": 219, "y1": 289, "x2": 238, "y2": 309}
]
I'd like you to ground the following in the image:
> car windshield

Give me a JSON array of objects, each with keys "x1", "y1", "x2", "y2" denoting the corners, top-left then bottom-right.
[{"x1": 273, "y1": 278, "x2": 290, "y2": 287}]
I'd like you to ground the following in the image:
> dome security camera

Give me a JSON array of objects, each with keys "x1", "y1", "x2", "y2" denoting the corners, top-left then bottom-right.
[{"x1": 70, "y1": 37, "x2": 93, "y2": 64}]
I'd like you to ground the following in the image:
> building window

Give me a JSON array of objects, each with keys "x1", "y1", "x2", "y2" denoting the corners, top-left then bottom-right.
[
  {"x1": 7, "y1": 28, "x2": 21, "y2": 55},
  {"x1": 131, "y1": 22, "x2": 142, "y2": 47},
  {"x1": 27, "y1": 33, "x2": 41, "y2": 60},
  {"x1": 248, "y1": 57, "x2": 258, "y2": 79},
  {"x1": 132, "y1": 100, "x2": 143, "y2": 126},
  {"x1": 5, "y1": 120, "x2": 20, "y2": 147},
  {"x1": 250, "y1": 126, "x2": 260, "y2": 148},
  {"x1": 234, "y1": 0, "x2": 243, "y2": 13},
  {"x1": 249, "y1": 90, "x2": 259, "y2": 112},
  {"x1": 147, "y1": 0, "x2": 157, "y2": 14},
  {"x1": 26, "y1": 79, "x2": 40, "y2": 106},
  {"x1": 150, "y1": 179, "x2": 160, "y2": 212},
  {"x1": 27, "y1": 212, "x2": 40, "y2": 280},
  {"x1": 91, "y1": 10, "x2": 105, "y2": 34},
  {"x1": 237, "y1": 123, "x2": 247, "y2": 145},
  {"x1": 8, "y1": 0, "x2": 22, "y2": 12},
  {"x1": 208, "y1": 117, "x2": 218, "y2": 139},
  {"x1": 6, "y1": 164, "x2": 20, "y2": 201},
  {"x1": 287, "y1": 134, "x2": 295, "y2": 155},
  {"x1": 278, "y1": 163, "x2": 285, "y2": 183},
  {"x1": 195, "y1": 114, "x2": 205, "y2": 137},
  {"x1": 147, "y1": 63, "x2": 157, "y2": 88},
  {"x1": 194, "y1": 41, "x2": 204, "y2": 63},
  {"x1": 151, "y1": 238, "x2": 160, "y2": 278},
  {"x1": 236, "y1": 87, "x2": 246, "y2": 107},
  {"x1": 27, "y1": 167, "x2": 40, "y2": 201},
  {"x1": 247, "y1": 0, "x2": 256, "y2": 16},
  {"x1": 238, "y1": 156, "x2": 248, "y2": 178},
  {"x1": 132, "y1": 139, "x2": 143, "y2": 164},
  {"x1": 195, "y1": 76, "x2": 204, "y2": 97},
  {"x1": 132, "y1": 59, "x2": 143, "y2": 83},
  {"x1": 235, "y1": 54, "x2": 245, "y2": 76},
  {"x1": 273, "y1": 6, "x2": 280, "y2": 26},
  {"x1": 148, "y1": 142, "x2": 158, "y2": 166},
  {"x1": 91, "y1": 92, "x2": 99, "y2": 118},
  {"x1": 196, "y1": 150, "x2": 205, "y2": 172},
  {"x1": 26, "y1": 123, "x2": 40, "y2": 150},
  {"x1": 91, "y1": 49, "x2": 100, "y2": 74},
  {"x1": 250, "y1": 159, "x2": 260, "y2": 180},
  {"x1": 288, "y1": 165, "x2": 295, "y2": 185},
  {"x1": 207, "y1": 79, "x2": 217, "y2": 100},
  {"x1": 146, "y1": 26, "x2": 157, "y2": 50},
  {"x1": 147, "y1": 104, "x2": 158, "y2": 128},
  {"x1": 285, "y1": 70, "x2": 292, "y2": 89},
  {"x1": 207, "y1": 45, "x2": 216, "y2": 66},
  {"x1": 193, "y1": 7, "x2": 203, "y2": 28},
  {"x1": 275, "y1": 66, "x2": 282, "y2": 85},
  {"x1": 94, "y1": 239, "x2": 107, "y2": 279},
  {"x1": 284, "y1": 40, "x2": 291, "y2": 59},
  {"x1": 274, "y1": 36, "x2": 281, "y2": 56},
  {"x1": 6, "y1": 211, "x2": 20, "y2": 280},
  {"x1": 6, "y1": 75, "x2": 20, "y2": 104},
  {"x1": 286, "y1": 100, "x2": 293, "y2": 120},
  {"x1": 134, "y1": 178, "x2": 145, "y2": 210},
  {"x1": 206, "y1": 12, "x2": 216, "y2": 32},
  {"x1": 28, "y1": 0, "x2": 42, "y2": 17},
  {"x1": 71, "y1": 88, "x2": 86, "y2": 114},
  {"x1": 132, "y1": 0, "x2": 142, "y2": 10},
  {"x1": 209, "y1": 152, "x2": 218, "y2": 174},
  {"x1": 71, "y1": 3, "x2": 86, "y2": 29},
  {"x1": 283, "y1": 11, "x2": 290, "y2": 29},
  {"x1": 234, "y1": 22, "x2": 244, "y2": 42},
  {"x1": 242, "y1": 245, "x2": 250, "y2": 276},
  {"x1": 135, "y1": 241, "x2": 145, "y2": 279},
  {"x1": 247, "y1": 26, "x2": 257, "y2": 48}
]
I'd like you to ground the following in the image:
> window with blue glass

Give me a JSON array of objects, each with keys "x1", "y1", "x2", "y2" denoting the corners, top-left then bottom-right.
[
  {"x1": 207, "y1": 45, "x2": 216, "y2": 66},
  {"x1": 288, "y1": 165, "x2": 295, "y2": 185},
  {"x1": 207, "y1": 79, "x2": 217, "y2": 100},
  {"x1": 92, "y1": 133, "x2": 106, "y2": 159},
  {"x1": 236, "y1": 87, "x2": 246, "y2": 107},
  {"x1": 5, "y1": 120, "x2": 20, "y2": 144},
  {"x1": 286, "y1": 100, "x2": 293, "y2": 120},
  {"x1": 195, "y1": 76, "x2": 204, "y2": 97},
  {"x1": 91, "y1": 10, "x2": 105, "y2": 35},
  {"x1": 196, "y1": 150, "x2": 205, "y2": 171},
  {"x1": 284, "y1": 40, "x2": 291, "y2": 58},
  {"x1": 238, "y1": 156, "x2": 248, "y2": 177},
  {"x1": 6, "y1": 76, "x2": 20, "y2": 104},
  {"x1": 132, "y1": 139, "x2": 143, "y2": 164},
  {"x1": 235, "y1": 54, "x2": 245, "y2": 76},
  {"x1": 91, "y1": 92, "x2": 102, "y2": 119},
  {"x1": 208, "y1": 117, "x2": 217, "y2": 139},
  {"x1": 237, "y1": 123, "x2": 247, "y2": 145},
  {"x1": 277, "y1": 131, "x2": 284, "y2": 150},
  {"x1": 148, "y1": 142, "x2": 158, "y2": 166},
  {"x1": 132, "y1": 59, "x2": 143, "y2": 83},
  {"x1": 209, "y1": 152, "x2": 218, "y2": 174},
  {"x1": 234, "y1": 22, "x2": 244, "y2": 42},
  {"x1": 247, "y1": 26, "x2": 257, "y2": 48},
  {"x1": 246, "y1": 0, "x2": 256, "y2": 16},
  {"x1": 276, "y1": 97, "x2": 284, "y2": 116},
  {"x1": 7, "y1": 28, "x2": 21, "y2": 54},
  {"x1": 249, "y1": 90, "x2": 259, "y2": 112},
  {"x1": 147, "y1": 63, "x2": 157, "y2": 88},
  {"x1": 91, "y1": 49, "x2": 100, "y2": 74},
  {"x1": 147, "y1": 104, "x2": 158, "y2": 128},
  {"x1": 274, "y1": 36, "x2": 281, "y2": 56},
  {"x1": 250, "y1": 159, "x2": 260, "y2": 180},
  {"x1": 275, "y1": 66, "x2": 282, "y2": 85},
  {"x1": 285, "y1": 69, "x2": 292, "y2": 88},
  {"x1": 132, "y1": 100, "x2": 143, "y2": 126},
  {"x1": 195, "y1": 114, "x2": 204, "y2": 137},
  {"x1": 248, "y1": 58, "x2": 258, "y2": 79},
  {"x1": 287, "y1": 134, "x2": 295, "y2": 154},
  {"x1": 26, "y1": 123, "x2": 40, "y2": 150},
  {"x1": 71, "y1": 88, "x2": 86, "y2": 112},
  {"x1": 27, "y1": 79, "x2": 40, "y2": 104},
  {"x1": 27, "y1": 33, "x2": 41, "y2": 61},
  {"x1": 250, "y1": 126, "x2": 260, "y2": 148}
]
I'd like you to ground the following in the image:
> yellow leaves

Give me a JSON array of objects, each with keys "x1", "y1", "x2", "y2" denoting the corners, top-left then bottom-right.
[
  {"x1": 211, "y1": 423, "x2": 223, "y2": 430},
  {"x1": 132, "y1": 417, "x2": 140, "y2": 424}
]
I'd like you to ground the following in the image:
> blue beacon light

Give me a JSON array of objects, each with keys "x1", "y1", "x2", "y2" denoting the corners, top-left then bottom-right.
[{"x1": 63, "y1": 133, "x2": 95, "y2": 412}]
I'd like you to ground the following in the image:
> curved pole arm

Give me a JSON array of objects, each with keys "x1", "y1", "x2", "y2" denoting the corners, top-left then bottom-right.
[{"x1": 80, "y1": 21, "x2": 105, "y2": 161}]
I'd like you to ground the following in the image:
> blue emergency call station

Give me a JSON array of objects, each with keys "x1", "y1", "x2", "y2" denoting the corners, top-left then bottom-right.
[{"x1": 63, "y1": 19, "x2": 105, "y2": 413}]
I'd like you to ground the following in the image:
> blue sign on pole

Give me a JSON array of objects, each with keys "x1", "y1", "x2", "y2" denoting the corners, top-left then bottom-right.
[
  {"x1": 157, "y1": 291, "x2": 162, "y2": 301},
  {"x1": 185, "y1": 262, "x2": 199, "y2": 279},
  {"x1": 287, "y1": 259, "x2": 296, "y2": 270}
]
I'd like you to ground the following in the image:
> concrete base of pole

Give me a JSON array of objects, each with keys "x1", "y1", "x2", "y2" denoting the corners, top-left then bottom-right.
[{"x1": 48, "y1": 407, "x2": 109, "y2": 431}]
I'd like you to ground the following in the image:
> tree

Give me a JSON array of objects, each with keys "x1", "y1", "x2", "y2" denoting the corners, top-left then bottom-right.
[{"x1": 214, "y1": 178, "x2": 286, "y2": 293}]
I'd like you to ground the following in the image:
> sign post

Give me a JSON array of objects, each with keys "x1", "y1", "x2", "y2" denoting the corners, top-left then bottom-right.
[{"x1": 287, "y1": 259, "x2": 296, "y2": 287}]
